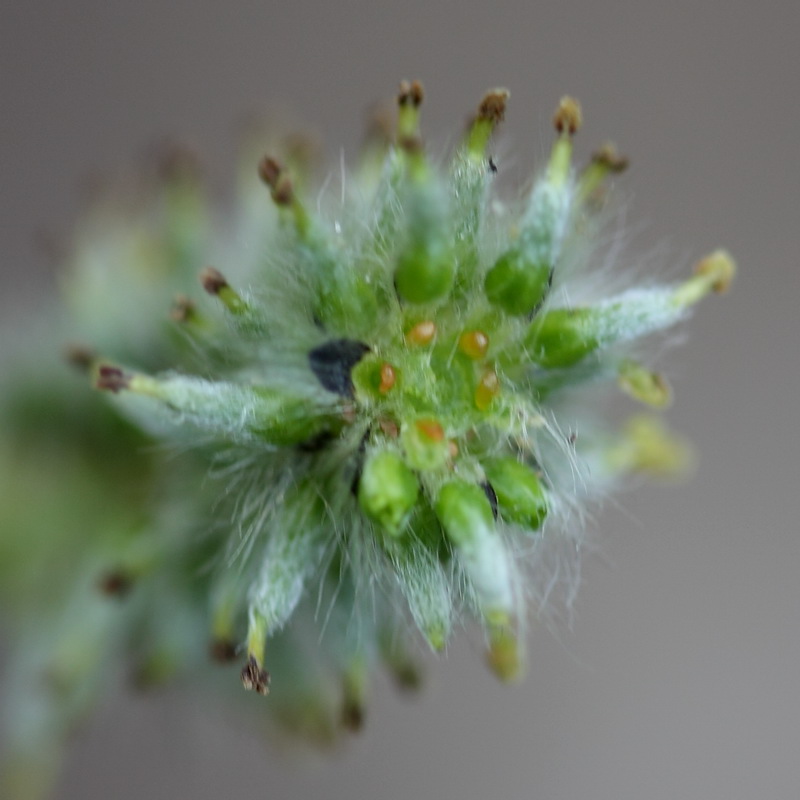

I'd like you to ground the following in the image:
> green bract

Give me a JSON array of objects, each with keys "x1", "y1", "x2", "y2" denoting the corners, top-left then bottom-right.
[{"x1": 0, "y1": 80, "x2": 733, "y2": 797}]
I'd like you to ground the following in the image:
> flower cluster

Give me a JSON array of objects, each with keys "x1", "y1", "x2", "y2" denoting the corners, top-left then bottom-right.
[{"x1": 0, "y1": 80, "x2": 732, "y2": 796}]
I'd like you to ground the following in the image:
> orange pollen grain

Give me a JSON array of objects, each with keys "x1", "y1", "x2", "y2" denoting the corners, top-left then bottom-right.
[
  {"x1": 458, "y1": 330, "x2": 489, "y2": 359},
  {"x1": 415, "y1": 419, "x2": 445, "y2": 442},
  {"x1": 379, "y1": 363, "x2": 396, "y2": 394},
  {"x1": 406, "y1": 320, "x2": 436, "y2": 346},
  {"x1": 475, "y1": 369, "x2": 500, "y2": 411}
]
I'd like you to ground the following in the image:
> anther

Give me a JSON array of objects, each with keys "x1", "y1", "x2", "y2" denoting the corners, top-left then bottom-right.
[
  {"x1": 199, "y1": 267, "x2": 249, "y2": 315},
  {"x1": 97, "y1": 569, "x2": 133, "y2": 598},
  {"x1": 476, "y1": 89, "x2": 509, "y2": 124},
  {"x1": 553, "y1": 96, "x2": 582, "y2": 136},
  {"x1": 415, "y1": 419, "x2": 444, "y2": 442},
  {"x1": 466, "y1": 89, "x2": 510, "y2": 159},
  {"x1": 458, "y1": 330, "x2": 489, "y2": 359},
  {"x1": 258, "y1": 155, "x2": 295, "y2": 206},
  {"x1": 96, "y1": 365, "x2": 130, "y2": 394},
  {"x1": 378, "y1": 363, "x2": 396, "y2": 394},
  {"x1": 405, "y1": 320, "x2": 437, "y2": 346},
  {"x1": 591, "y1": 142, "x2": 628, "y2": 173},
  {"x1": 199, "y1": 266, "x2": 229, "y2": 296},
  {"x1": 240, "y1": 654, "x2": 270, "y2": 695},
  {"x1": 398, "y1": 80, "x2": 424, "y2": 108},
  {"x1": 475, "y1": 368, "x2": 500, "y2": 411}
]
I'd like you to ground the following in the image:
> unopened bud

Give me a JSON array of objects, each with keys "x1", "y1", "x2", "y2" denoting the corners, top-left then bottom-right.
[
  {"x1": 401, "y1": 419, "x2": 449, "y2": 471},
  {"x1": 358, "y1": 449, "x2": 419, "y2": 536},
  {"x1": 483, "y1": 458, "x2": 548, "y2": 530},
  {"x1": 484, "y1": 248, "x2": 551, "y2": 316}
]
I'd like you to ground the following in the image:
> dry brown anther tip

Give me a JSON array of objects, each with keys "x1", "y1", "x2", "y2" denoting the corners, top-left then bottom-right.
[
  {"x1": 209, "y1": 639, "x2": 238, "y2": 664},
  {"x1": 96, "y1": 365, "x2": 131, "y2": 393},
  {"x1": 272, "y1": 178, "x2": 294, "y2": 206},
  {"x1": 592, "y1": 143, "x2": 629, "y2": 172},
  {"x1": 64, "y1": 343, "x2": 96, "y2": 372},
  {"x1": 398, "y1": 80, "x2": 424, "y2": 108},
  {"x1": 200, "y1": 266, "x2": 229, "y2": 296},
  {"x1": 98, "y1": 569, "x2": 133, "y2": 598},
  {"x1": 553, "y1": 96, "x2": 583, "y2": 136},
  {"x1": 477, "y1": 89, "x2": 510, "y2": 123},
  {"x1": 257, "y1": 155, "x2": 283, "y2": 188},
  {"x1": 240, "y1": 655, "x2": 270, "y2": 695}
]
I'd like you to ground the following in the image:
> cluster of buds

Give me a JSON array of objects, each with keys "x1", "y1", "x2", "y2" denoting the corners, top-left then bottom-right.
[{"x1": 0, "y1": 80, "x2": 732, "y2": 796}]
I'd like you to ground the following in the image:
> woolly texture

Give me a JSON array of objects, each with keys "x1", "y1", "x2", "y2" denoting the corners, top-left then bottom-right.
[{"x1": 0, "y1": 81, "x2": 734, "y2": 797}]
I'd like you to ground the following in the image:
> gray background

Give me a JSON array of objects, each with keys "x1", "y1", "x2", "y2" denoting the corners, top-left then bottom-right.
[{"x1": 2, "y1": 1, "x2": 799, "y2": 798}]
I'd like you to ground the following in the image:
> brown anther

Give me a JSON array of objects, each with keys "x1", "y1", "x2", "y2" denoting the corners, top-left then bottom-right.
[
  {"x1": 553, "y1": 96, "x2": 583, "y2": 136},
  {"x1": 405, "y1": 320, "x2": 437, "y2": 346},
  {"x1": 64, "y1": 344, "x2": 95, "y2": 372},
  {"x1": 258, "y1": 156, "x2": 295, "y2": 206},
  {"x1": 96, "y1": 365, "x2": 130, "y2": 394},
  {"x1": 378, "y1": 363, "x2": 396, "y2": 394},
  {"x1": 458, "y1": 330, "x2": 490, "y2": 359},
  {"x1": 241, "y1": 655, "x2": 270, "y2": 695},
  {"x1": 98, "y1": 569, "x2": 133, "y2": 598},
  {"x1": 447, "y1": 440, "x2": 459, "y2": 459},
  {"x1": 342, "y1": 403, "x2": 357, "y2": 423},
  {"x1": 477, "y1": 89, "x2": 509, "y2": 123},
  {"x1": 199, "y1": 266, "x2": 229, "y2": 296},
  {"x1": 257, "y1": 155, "x2": 282, "y2": 188},
  {"x1": 415, "y1": 419, "x2": 445, "y2": 442},
  {"x1": 591, "y1": 143, "x2": 629, "y2": 173},
  {"x1": 398, "y1": 80, "x2": 424, "y2": 108},
  {"x1": 170, "y1": 294, "x2": 196, "y2": 323},
  {"x1": 209, "y1": 639, "x2": 238, "y2": 664}
]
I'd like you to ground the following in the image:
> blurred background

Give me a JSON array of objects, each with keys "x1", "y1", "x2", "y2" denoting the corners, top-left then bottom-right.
[{"x1": 2, "y1": 1, "x2": 799, "y2": 798}]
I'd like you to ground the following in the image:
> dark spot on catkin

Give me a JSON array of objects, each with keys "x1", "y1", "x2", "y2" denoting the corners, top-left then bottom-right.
[
  {"x1": 309, "y1": 339, "x2": 370, "y2": 397},
  {"x1": 480, "y1": 481, "x2": 499, "y2": 520}
]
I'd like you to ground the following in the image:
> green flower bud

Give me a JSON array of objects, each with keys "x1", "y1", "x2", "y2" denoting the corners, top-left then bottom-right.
[
  {"x1": 526, "y1": 307, "x2": 601, "y2": 368},
  {"x1": 358, "y1": 449, "x2": 419, "y2": 536},
  {"x1": 483, "y1": 458, "x2": 548, "y2": 530},
  {"x1": 394, "y1": 166, "x2": 454, "y2": 305},
  {"x1": 434, "y1": 481, "x2": 514, "y2": 623},
  {"x1": 484, "y1": 248, "x2": 551, "y2": 316},
  {"x1": 394, "y1": 239, "x2": 454, "y2": 305},
  {"x1": 400, "y1": 419, "x2": 450, "y2": 471}
]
